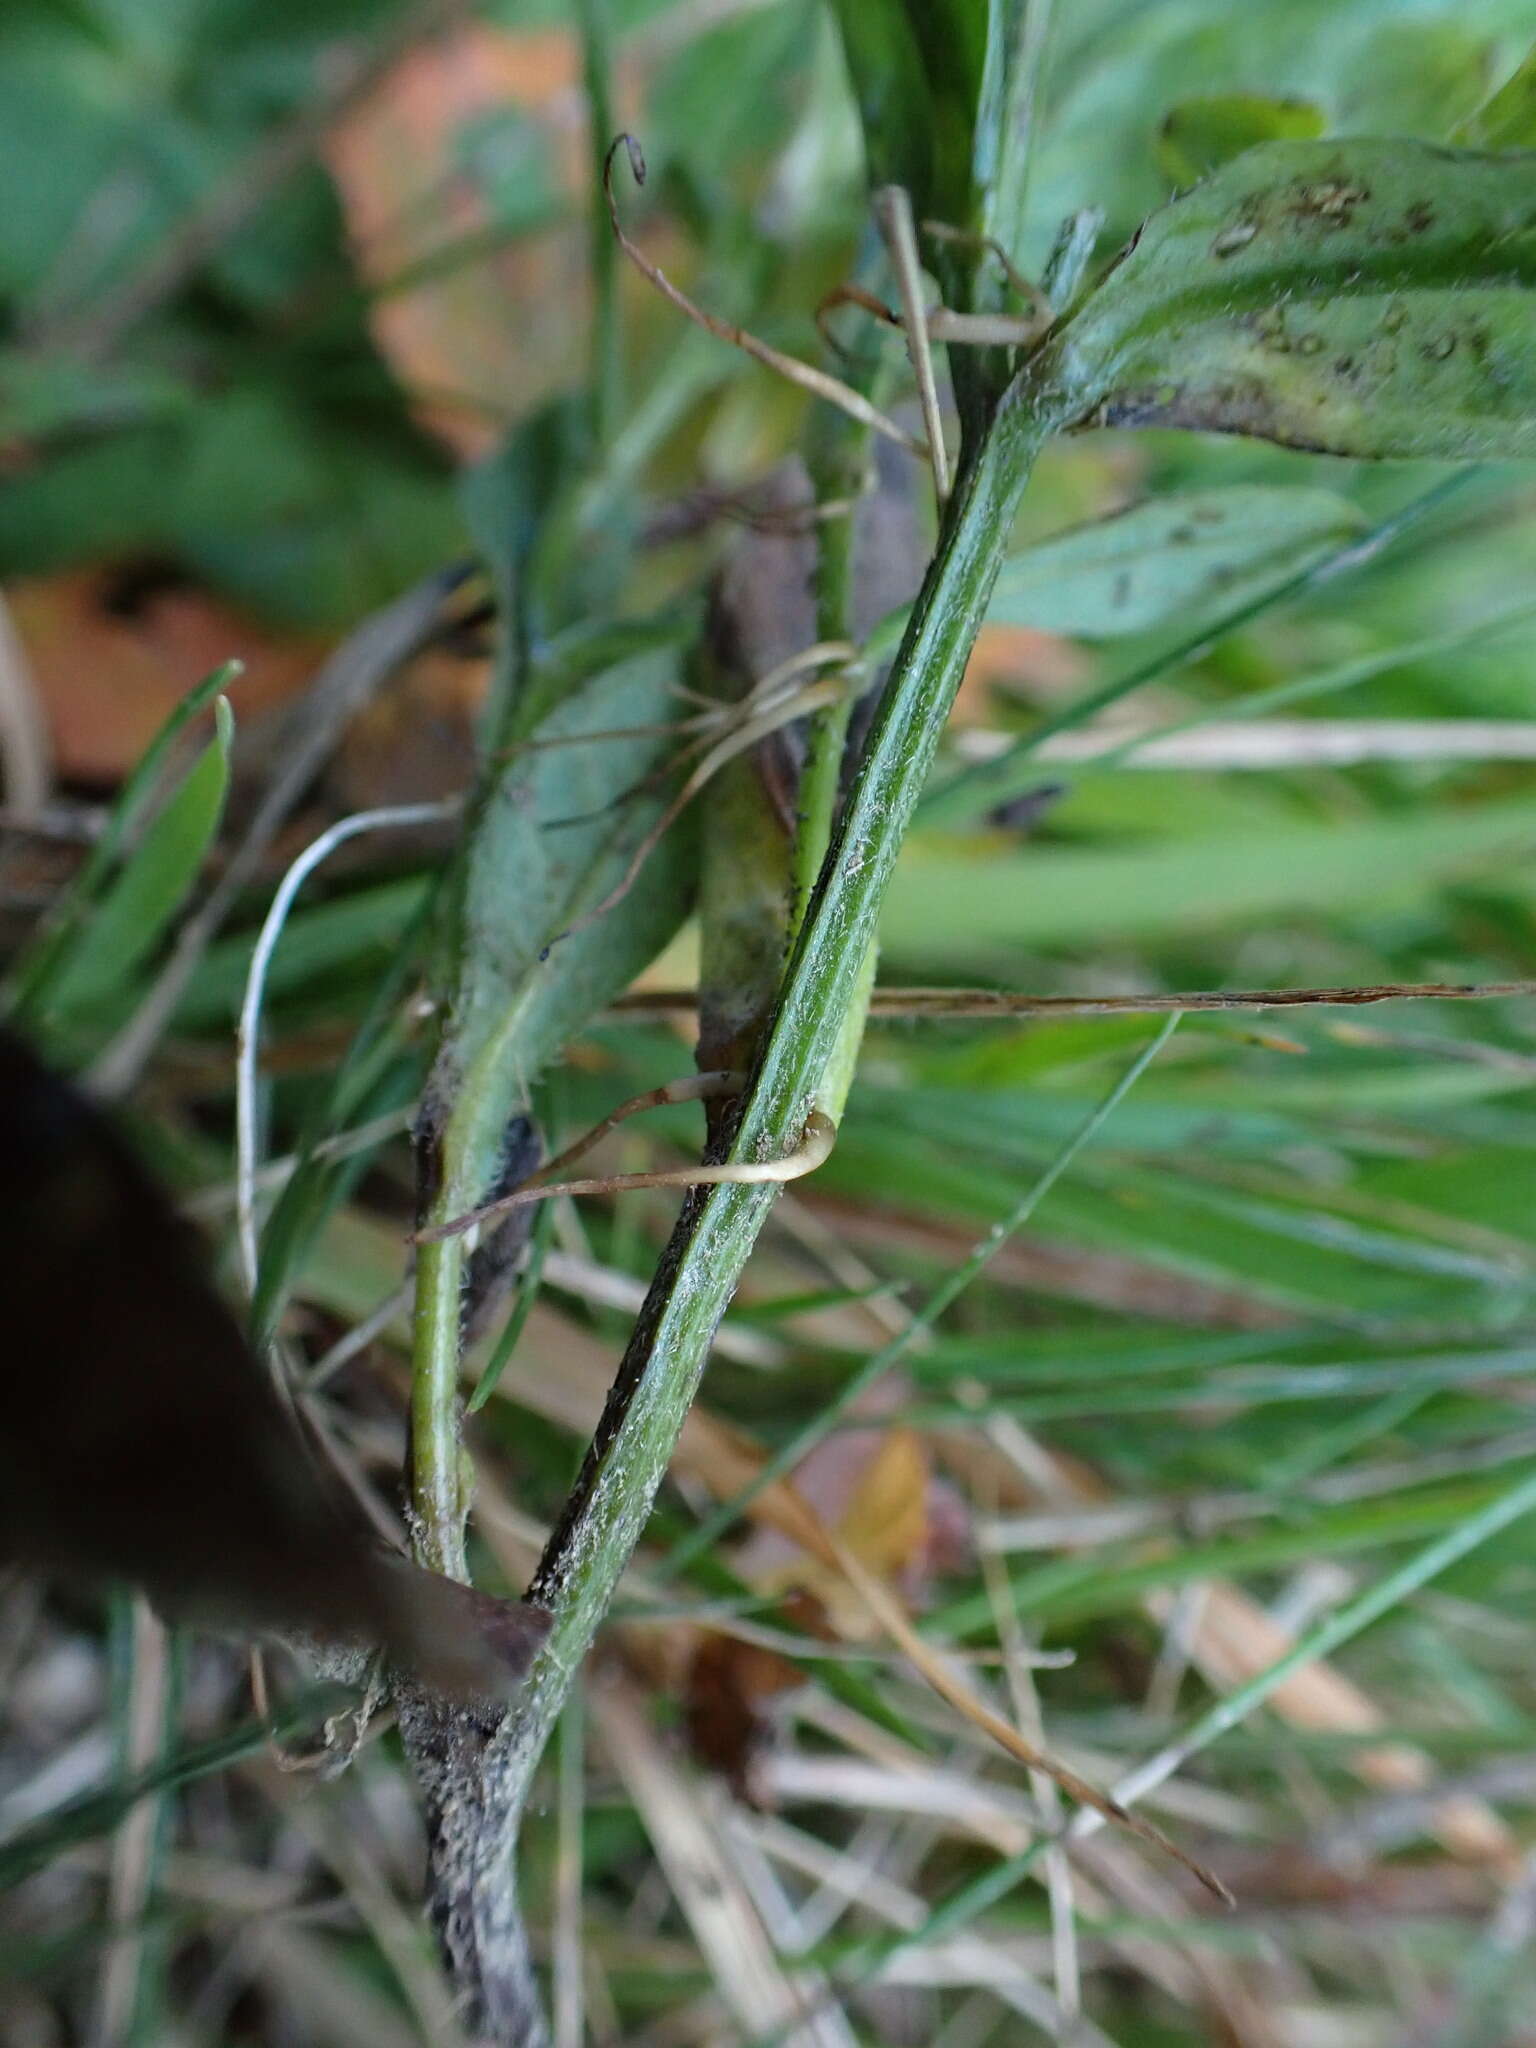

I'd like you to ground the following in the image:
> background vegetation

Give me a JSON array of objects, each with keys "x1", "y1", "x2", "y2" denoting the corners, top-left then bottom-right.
[{"x1": 6, "y1": 1, "x2": 1536, "y2": 2043}]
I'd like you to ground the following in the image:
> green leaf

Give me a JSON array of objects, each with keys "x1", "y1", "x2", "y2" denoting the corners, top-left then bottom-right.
[
  {"x1": 1156, "y1": 94, "x2": 1326, "y2": 188},
  {"x1": 1048, "y1": 138, "x2": 1536, "y2": 460},
  {"x1": 173, "y1": 876, "x2": 430, "y2": 1031},
  {"x1": 32, "y1": 696, "x2": 235, "y2": 1026},
  {"x1": 826, "y1": 0, "x2": 936, "y2": 210},
  {"x1": 0, "y1": 350, "x2": 192, "y2": 440},
  {"x1": 423, "y1": 636, "x2": 698, "y2": 1220},
  {"x1": 0, "y1": 68, "x2": 121, "y2": 297},
  {"x1": 649, "y1": 0, "x2": 817, "y2": 188},
  {"x1": 881, "y1": 791, "x2": 1536, "y2": 960},
  {"x1": 1457, "y1": 43, "x2": 1536, "y2": 150},
  {"x1": 988, "y1": 484, "x2": 1364, "y2": 638},
  {"x1": 827, "y1": 0, "x2": 987, "y2": 223},
  {"x1": 1338, "y1": 21, "x2": 1493, "y2": 142},
  {"x1": 7, "y1": 662, "x2": 239, "y2": 1023}
]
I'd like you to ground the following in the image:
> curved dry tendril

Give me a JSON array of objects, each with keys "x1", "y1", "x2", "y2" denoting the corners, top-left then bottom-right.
[
  {"x1": 815, "y1": 281, "x2": 901, "y2": 361},
  {"x1": 603, "y1": 134, "x2": 925, "y2": 459},
  {"x1": 413, "y1": 1097, "x2": 836, "y2": 1246},
  {"x1": 536, "y1": 640, "x2": 859, "y2": 839}
]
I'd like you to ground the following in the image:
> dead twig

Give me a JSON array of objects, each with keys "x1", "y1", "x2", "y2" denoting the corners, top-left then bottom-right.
[
  {"x1": 604, "y1": 136, "x2": 925, "y2": 459},
  {"x1": 873, "y1": 186, "x2": 950, "y2": 502},
  {"x1": 0, "y1": 591, "x2": 51, "y2": 821},
  {"x1": 614, "y1": 976, "x2": 1536, "y2": 1021}
]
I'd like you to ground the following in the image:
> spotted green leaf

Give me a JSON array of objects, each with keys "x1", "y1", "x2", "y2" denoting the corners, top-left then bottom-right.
[
  {"x1": 41, "y1": 696, "x2": 235, "y2": 1024},
  {"x1": 1046, "y1": 139, "x2": 1536, "y2": 460},
  {"x1": 989, "y1": 485, "x2": 1364, "y2": 639}
]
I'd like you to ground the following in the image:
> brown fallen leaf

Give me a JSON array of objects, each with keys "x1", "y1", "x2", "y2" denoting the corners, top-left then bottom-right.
[
  {"x1": 8, "y1": 565, "x2": 319, "y2": 786},
  {"x1": 323, "y1": 23, "x2": 593, "y2": 458}
]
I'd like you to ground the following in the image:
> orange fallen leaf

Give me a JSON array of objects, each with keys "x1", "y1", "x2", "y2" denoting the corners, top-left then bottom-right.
[
  {"x1": 324, "y1": 24, "x2": 595, "y2": 458},
  {"x1": 9, "y1": 567, "x2": 320, "y2": 786}
]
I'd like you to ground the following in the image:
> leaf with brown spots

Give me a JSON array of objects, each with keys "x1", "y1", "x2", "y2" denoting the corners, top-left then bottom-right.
[{"x1": 1044, "y1": 138, "x2": 1536, "y2": 460}]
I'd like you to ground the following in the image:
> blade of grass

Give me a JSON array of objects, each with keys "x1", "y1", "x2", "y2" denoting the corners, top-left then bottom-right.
[
  {"x1": 4, "y1": 661, "x2": 240, "y2": 1022},
  {"x1": 0, "y1": 1687, "x2": 349, "y2": 1890},
  {"x1": 657, "y1": 1013, "x2": 1181, "y2": 1584},
  {"x1": 774, "y1": 1456, "x2": 1536, "y2": 2041},
  {"x1": 918, "y1": 468, "x2": 1479, "y2": 825}
]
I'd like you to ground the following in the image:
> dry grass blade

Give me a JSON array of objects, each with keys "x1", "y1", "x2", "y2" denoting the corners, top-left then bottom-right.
[
  {"x1": 978, "y1": 1531, "x2": 1081, "y2": 2027},
  {"x1": 617, "y1": 977, "x2": 1536, "y2": 1020},
  {"x1": 551, "y1": 667, "x2": 848, "y2": 945},
  {"x1": 244, "y1": 1921, "x2": 425, "y2": 2048},
  {"x1": 604, "y1": 135, "x2": 926, "y2": 458},
  {"x1": 873, "y1": 185, "x2": 950, "y2": 501},
  {"x1": 253, "y1": 1761, "x2": 469, "y2": 2047},
  {"x1": 0, "y1": 590, "x2": 51, "y2": 821},
  {"x1": 991, "y1": 1421, "x2": 1516, "y2": 1873},
  {"x1": 594, "y1": 1678, "x2": 854, "y2": 2048},
  {"x1": 707, "y1": 1405, "x2": 1229, "y2": 1900},
  {"x1": 814, "y1": 1515, "x2": 1231, "y2": 1904},
  {"x1": 236, "y1": 800, "x2": 455, "y2": 1295}
]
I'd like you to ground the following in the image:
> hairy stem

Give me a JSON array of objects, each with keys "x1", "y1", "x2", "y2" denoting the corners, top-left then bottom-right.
[
  {"x1": 483, "y1": 379, "x2": 1053, "y2": 2041},
  {"x1": 409, "y1": 1236, "x2": 470, "y2": 1580},
  {"x1": 789, "y1": 500, "x2": 859, "y2": 933}
]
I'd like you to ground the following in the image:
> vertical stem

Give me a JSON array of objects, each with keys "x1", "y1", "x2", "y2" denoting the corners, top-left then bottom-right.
[
  {"x1": 577, "y1": 0, "x2": 620, "y2": 452},
  {"x1": 789, "y1": 472, "x2": 860, "y2": 934},
  {"x1": 92, "y1": 1597, "x2": 176, "y2": 2048},
  {"x1": 790, "y1": 309, "x2": 893, "y2": 935},
  {"x1": 493, "y1": 389, "x2": 1051, "y2": 1933},
  {"x1": 553, "y1": 1688, "x2": 586, "y2": 2048},
  {"x1": 410, "y1": 1237, "x2": 469, "y2": 1580}
]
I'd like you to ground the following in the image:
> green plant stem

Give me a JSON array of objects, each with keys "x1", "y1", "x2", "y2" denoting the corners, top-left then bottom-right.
[
  {"x1": 409, "y1": 1237, "x2": 470, "y2": 1580},
  {"x1": 791, "y1": 302, "x2": 892, "y2": 935},
  {"x1": 474, "y1": 384, "x2": 1055, "y2": 2048},
  {"x1": 576, "y1": 0, "x2": 620, "y2": 451},
  {"x1": 790, "y1": 491, "x2": 859, "y2": 934}
]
